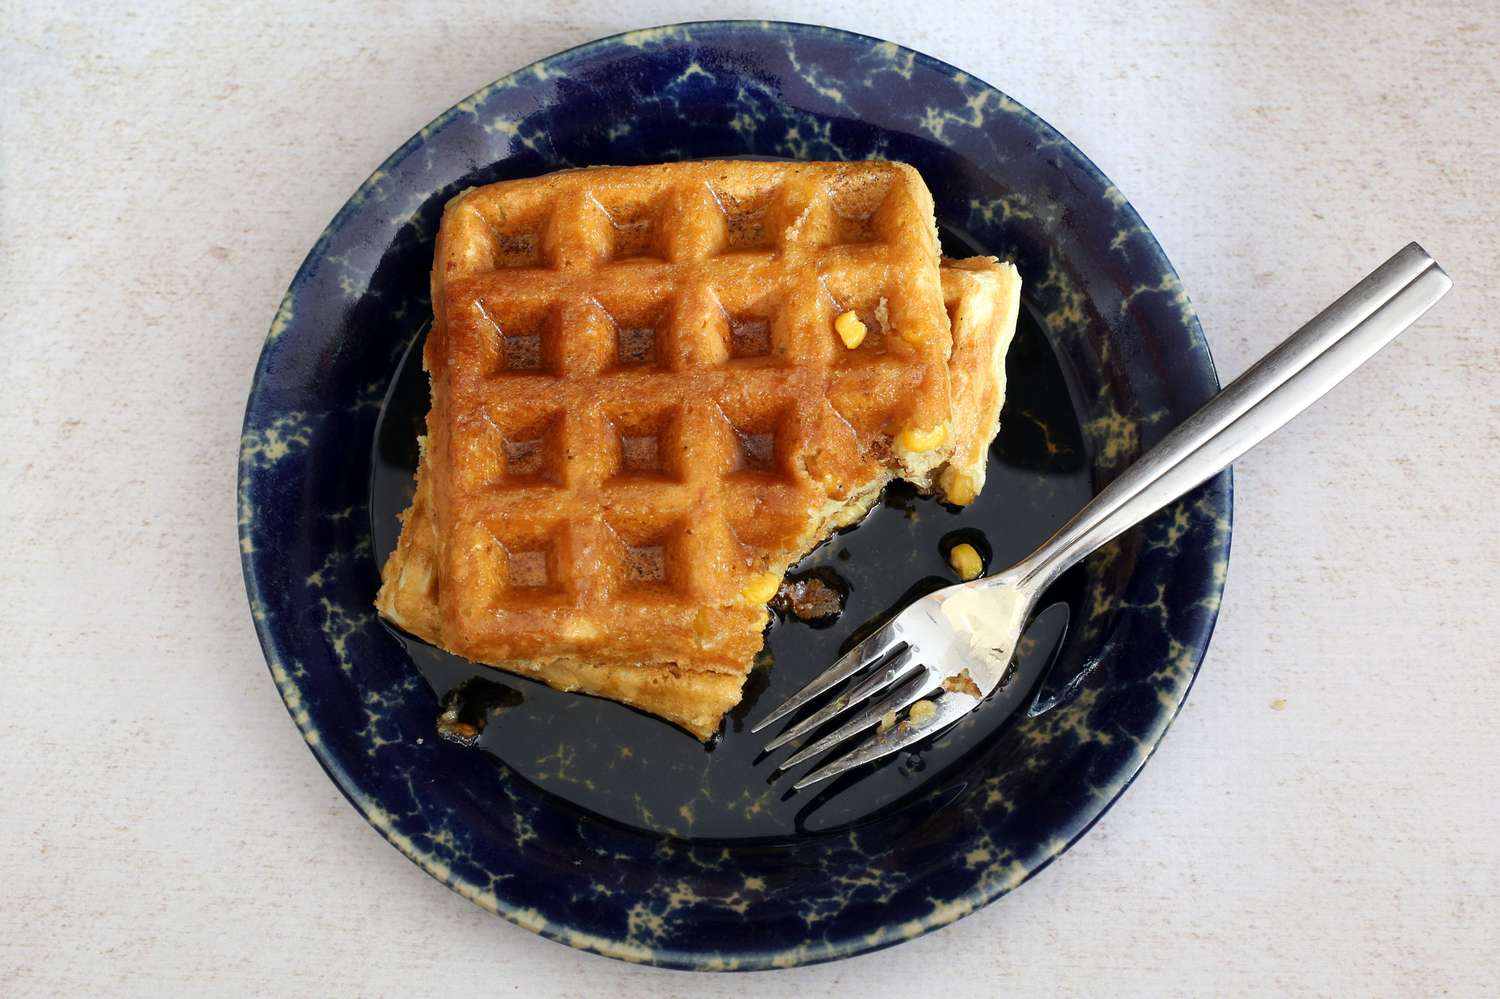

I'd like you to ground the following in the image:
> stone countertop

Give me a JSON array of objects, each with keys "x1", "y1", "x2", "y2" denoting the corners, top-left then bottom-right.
[{"x1": 3, "y1": 3, "x2": 1497, "y2": 995}]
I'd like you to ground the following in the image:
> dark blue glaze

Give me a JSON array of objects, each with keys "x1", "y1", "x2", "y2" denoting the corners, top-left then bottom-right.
[{"x1": 239, "y1": 21, "x2": 1231, "y2": 970}]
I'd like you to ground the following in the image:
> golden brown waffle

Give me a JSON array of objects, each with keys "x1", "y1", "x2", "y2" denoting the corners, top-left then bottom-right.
[
  {"x1": 376, "y1": 161, "x2": 1020, "y2": 740},
  {"x1": 376, "y1": 447, "x2": 748, "y2": 740},
  {"x1": 939, "y1": 257, "x2": 1023, "y2": 504}
]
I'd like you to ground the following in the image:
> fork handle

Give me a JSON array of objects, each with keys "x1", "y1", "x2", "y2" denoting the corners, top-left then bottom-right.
[{"x1": 1012, "y1": 242, "x2": 1451, "y2": 593}]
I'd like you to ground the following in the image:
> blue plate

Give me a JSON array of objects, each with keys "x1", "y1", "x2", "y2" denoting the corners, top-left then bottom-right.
[{"x1": 239, "y1": 20, "x2": 1231, "y2": 970}]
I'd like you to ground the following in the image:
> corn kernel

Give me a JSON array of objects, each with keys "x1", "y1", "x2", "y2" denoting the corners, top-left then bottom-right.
[
  {"x1": 562, "y1": 619, "x2": 601, "y2": 642},
  {"x1": 742, "y1": 571, "x2": 781, "y2": 603},
  {"x1": 948, "y1": 543, "x2": 983, "y2": 581},
  {"x1": 834, "y1": 310, "x2": 867, "y2": 349},
  {"x1": 899, "y1": 329, "x2": 926, "y2": 347},
  {"x1": 692, "y1": 608, "x2": 715, "y2": 641},
  {"x1": 941, "y1": 468, "x2": 977, "y2": 506},
  {"x1": 898, "y1": 423, "x2": 948, "y2": 453},
  {"x1": 908, "y1": 699, "x2": 938, "y2": 724}
]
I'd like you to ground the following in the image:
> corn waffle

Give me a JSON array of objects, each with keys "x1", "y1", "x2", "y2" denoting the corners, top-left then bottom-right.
[
  {"x1": 376, "y1": 161, "x2": 1020, "y2": 740},
  {"x1": 376, "y1": 447, "x2": 749, "y2": 739}
]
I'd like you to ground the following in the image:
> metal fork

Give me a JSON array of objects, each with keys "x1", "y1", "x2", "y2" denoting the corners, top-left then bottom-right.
[{"x1": 753, "y1": 242, "x2": 1451, "y2": 789}]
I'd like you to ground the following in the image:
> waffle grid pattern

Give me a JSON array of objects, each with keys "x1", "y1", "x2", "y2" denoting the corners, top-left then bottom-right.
[{"x1": 427, "y1": 163, "x2": 951, "y2": 664}]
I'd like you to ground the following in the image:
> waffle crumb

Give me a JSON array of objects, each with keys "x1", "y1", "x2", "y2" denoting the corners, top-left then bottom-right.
[
  {"x1": 948, "y1": 543, "x2": 983, "y2": 581},
  {"x1": 772, "y1": 573, "x2": 845, "y2": 622},
  {"x1": 877, "y1": 710, "x2": 899, "y2": 734},
  {"x1": 834, "y1": 310, "x2": 868, "y2": 348},
  {"x1": 941, "y1": 669, "x2": 983, "y2": 698}
]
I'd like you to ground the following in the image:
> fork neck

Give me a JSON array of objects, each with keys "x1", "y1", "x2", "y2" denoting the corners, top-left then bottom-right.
[{"x1": 968, "y1": 550, "x2": 1055, "y2": 603}]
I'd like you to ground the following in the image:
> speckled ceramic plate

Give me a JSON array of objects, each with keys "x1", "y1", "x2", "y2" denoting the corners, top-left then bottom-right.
[{"x1": 239, "y1": 21, "x2": 1231, "y2": 970}]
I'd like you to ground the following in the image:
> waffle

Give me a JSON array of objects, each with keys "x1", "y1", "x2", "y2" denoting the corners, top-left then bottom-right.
[
  {"x1": 376, "y1": 161, "x2": 1020, "y2": 740},
  {"x1": 939, "y1": 257, "x2": 1023, "y2": 504},
  {"x1": 376, "y1": 448, "x2": 749, "y2": 739}
]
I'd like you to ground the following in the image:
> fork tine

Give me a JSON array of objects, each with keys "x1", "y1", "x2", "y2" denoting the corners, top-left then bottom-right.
[
  {"x1": 749, "y1": 622, "x2": 903, "y2": 734},
  {"x1": 762, "y1": 646, "x2": 916, "y2": 752},
  {"x1": 791, "y1": 691, "x2": 982, "y2": 790},
  {"x1": 777, "y1": 667, "x2": 941, "y2": 770}
]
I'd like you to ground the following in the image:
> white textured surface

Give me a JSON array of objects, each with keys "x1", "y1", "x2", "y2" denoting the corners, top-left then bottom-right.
[{"x1": 3, "y1": 2, "x2": 1498, "y2": 995}]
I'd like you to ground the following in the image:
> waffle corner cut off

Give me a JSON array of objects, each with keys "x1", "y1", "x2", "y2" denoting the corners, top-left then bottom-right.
[{"x1": 376, "y1": 161, "x2": 1022, "y2": 741}]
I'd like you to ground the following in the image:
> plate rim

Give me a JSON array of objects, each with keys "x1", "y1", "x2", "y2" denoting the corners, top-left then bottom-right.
[{"x1": 239, "y1": 18, "x2": 1233, "y2": 971}]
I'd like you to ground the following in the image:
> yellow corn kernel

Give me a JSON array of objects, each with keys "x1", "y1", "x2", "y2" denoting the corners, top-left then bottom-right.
[
  {"x1": 834, "y1": 310, "x2": 867, "y2": 349},
  {"x1": 692, "y1": 608, "x2": 715, "y2": 643},
  {"x1": 899, "y1": 328, "x2": 926, "y2": 347},
  {"x1": 948, "y1": 542, "x2": 983, "y2": 581},
  {"x1": 941, "y1": 468, "x2": 977, "y2": 506},
  {"x1": 742, "y1": 571, "x2": 781, "y2": 603},
  {"x1": 908, "y1": 699, "x2": 938, "y2": 724},
  {"x1": 562, "y1": 619, "x2": 601, "y2": 642},
  {"x1": 898, "y1": 423, "x2": 948, "y2": 453}
]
